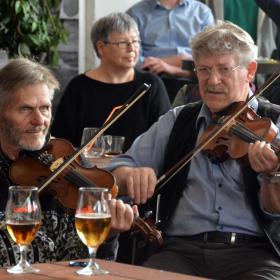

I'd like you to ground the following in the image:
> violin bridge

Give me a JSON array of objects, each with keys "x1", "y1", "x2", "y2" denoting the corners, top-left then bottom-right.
[{"x1": 50, "y1": 158, "x2": 64, "y2": 172}]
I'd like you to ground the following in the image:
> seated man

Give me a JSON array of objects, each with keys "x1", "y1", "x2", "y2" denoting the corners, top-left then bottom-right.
[
  {"x1": 0, "y1": 58, "x2": 136, "y2": 267},
  {"x1": 108, "y1": 22, "x2": 280, "y2": 279},
  {"x1": 126, "y1": 0, "x2": 214, "y2": 77}
]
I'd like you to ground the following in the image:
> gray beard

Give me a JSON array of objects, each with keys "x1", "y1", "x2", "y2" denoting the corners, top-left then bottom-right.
[{"x1": 1, "y1": 117, "x2": 48, "y2": 151}]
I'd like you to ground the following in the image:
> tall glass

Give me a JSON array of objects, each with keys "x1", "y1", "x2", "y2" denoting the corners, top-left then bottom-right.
[
  {"x1": 75, "y1": 187, "x2": 111, "y2": 275},
  {"x1": 81, "y1": 127, "x2": 105, "y2": 158},
  {"x1": 5, "y1": 186, "x2": 41, "y2": 274}
]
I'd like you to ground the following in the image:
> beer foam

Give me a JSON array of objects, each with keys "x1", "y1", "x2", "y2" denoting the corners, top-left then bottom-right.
[{"x1": 75, "y1": 213, "x2": 111, "y2": 219}]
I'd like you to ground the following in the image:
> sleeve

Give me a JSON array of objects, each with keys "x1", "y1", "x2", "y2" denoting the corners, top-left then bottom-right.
[
  {"x1": 255, "y1": 0, "x2": 280, "y2": 27},
  {"x1": 51, "y1": 79, "x2": 81, "y2": 147},
  {"x1": 202, "y1": 5, "x2": 215, "y2": 27},
  {"x1": 172, "y1": 84, "x2": 189, "y2": 108},
  {"x1": 126, "y1": 8, "x2": 145, "y2": 63},
  {"x1": 107, "y1": 107, "x2": 183, "y2": 176}
]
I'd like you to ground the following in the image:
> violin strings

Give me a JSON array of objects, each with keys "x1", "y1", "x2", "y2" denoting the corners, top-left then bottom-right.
[{"x1": 231, "y1": 122, "x2": 280, "y2": 153}]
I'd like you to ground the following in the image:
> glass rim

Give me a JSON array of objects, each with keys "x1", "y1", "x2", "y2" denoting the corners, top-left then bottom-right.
[
  {"x1": 78, "y1": 187, "x2": 108, "y2": 192},
  {"x1": 9, "y1": 186, "x2": 38, "y2": 191},
  {"x1": 104, "y1": 135, "x2": 125, "y2": 139},
  {"x1": 83, "y1": 127, "x2": 99, "y2": 130}
]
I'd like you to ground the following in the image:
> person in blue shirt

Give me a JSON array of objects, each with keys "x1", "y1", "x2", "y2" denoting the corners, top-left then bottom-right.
[
  {"x1": 108, "y1": 21, "x2": 280, "y2": 279},
  {"x1": 126, "y1": 0, "x2": 214, "y2": 78}
]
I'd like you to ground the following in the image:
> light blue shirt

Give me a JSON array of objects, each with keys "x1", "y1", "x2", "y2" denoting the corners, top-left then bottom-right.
[
  {"x1": 108, "y1": 96, "x2": 280, "y2": 237},
  {"x1": 126, "y1": 0, "x2": 214, "y2": 63}
]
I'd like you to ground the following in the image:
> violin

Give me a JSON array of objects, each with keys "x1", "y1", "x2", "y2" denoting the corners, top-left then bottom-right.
[
  {"x1": 9, "y1": 138, "x2": 163, "y2": 246},
  {"x1": 199, "y1": 101, "x2": 279, "y2": 163},
  {"x1": 10, "y1": 138, "x2": 118, "y2": 209}
]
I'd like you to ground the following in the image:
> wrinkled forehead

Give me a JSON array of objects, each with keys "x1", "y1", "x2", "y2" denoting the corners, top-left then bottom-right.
[
  {"x1": 11, "y1": 84, "x2": 52, "y2": 106},
  {"x1": 195, "y1": 51, "x2": 240, "y2": 66}
]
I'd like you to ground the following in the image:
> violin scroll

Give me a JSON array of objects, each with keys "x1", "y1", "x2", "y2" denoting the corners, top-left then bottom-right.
[{"x1": 133, "y1": 215, "x2": 163, "y2": 247}]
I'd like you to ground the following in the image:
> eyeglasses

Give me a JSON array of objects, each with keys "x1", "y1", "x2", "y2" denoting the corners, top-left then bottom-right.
[
  {"x1": 194, "y1": 65, "x2": 240, "y2": 79},
  {"x1": 103, "y1": 40, "x2": 141, "y2": 49}
]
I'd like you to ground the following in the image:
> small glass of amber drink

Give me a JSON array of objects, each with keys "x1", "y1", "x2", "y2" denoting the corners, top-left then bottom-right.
[{"x1": 5, "y1": 186, "x2": 41, "y2": 274}]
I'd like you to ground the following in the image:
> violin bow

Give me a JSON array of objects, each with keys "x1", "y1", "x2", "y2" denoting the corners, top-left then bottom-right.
[
  {"x1": 154, "y1": 72, "x2": 280, "y2": 195},
  {"x1": 38, "y1": 83, "x2": 151, "y2": 193},
  {"x1": 84, "y1": 105, "x2": 123, "y2": 152}
]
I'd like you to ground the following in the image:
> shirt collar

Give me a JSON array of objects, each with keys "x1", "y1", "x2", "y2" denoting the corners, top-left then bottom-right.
[
  {"x1": 155, "y1": 0, "x2": 187, "y2": 8},
  {"x1": 196, "y1": 90, "x2": 258, "y2": 130}
]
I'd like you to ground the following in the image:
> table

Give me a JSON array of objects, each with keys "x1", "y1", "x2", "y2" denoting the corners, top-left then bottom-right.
[{"x1": 0, "y1": 260, "x2": 208, "y2": 280}]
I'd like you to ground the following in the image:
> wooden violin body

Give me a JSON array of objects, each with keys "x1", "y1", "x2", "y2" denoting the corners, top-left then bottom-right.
[
  {"x1": 199, "y1": 101, "x2": 279, "y2": 163},
  {"x1": 10, "y1": 138, "x2": 117, "y2": 209}
]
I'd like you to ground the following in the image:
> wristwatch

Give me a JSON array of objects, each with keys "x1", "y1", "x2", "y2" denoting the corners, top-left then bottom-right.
[{"x1": 261, "y1": 172, "x2": 280, "y2": 184}]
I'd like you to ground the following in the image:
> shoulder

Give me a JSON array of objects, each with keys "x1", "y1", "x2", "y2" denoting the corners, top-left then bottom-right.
[
  {"x1": 186, "y1": 0, "x2": 213, "y2": 16},
  {"x1": 178, "y1": 101, "x2": 203, "y2": 114},
  {"x1": 127, "y1": 0, "x2": 153, "y2": 15},
  {"x1": 66, "y1": 74, "x2": 88, "y2": 88},
  {"x1": 135, "y1": 69, "x2": 163, "y2": 84},
  {"x1": 134, "y1": 70, "x2": 168, "y2": 98}
]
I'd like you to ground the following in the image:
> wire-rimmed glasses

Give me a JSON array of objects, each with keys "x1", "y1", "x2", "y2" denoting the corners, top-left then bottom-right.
[
  {"x1": 103, "y1": 39, "x2": 141, "y2": 49},
  {"x1": 194, "y1": 65, "x2": 240, "y2": 79}
]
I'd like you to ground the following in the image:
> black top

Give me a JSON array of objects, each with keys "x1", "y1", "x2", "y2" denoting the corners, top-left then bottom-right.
[{"x1": 51, "y1": 69, "x2": 171, "y2": 151}]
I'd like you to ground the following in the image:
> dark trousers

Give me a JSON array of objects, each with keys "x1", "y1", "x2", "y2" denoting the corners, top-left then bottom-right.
[{"x1": 143, "y1": 236, "x2": 280, "y2": 280}]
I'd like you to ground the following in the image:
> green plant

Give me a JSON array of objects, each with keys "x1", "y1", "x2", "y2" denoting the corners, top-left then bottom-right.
[{"x1": 0, "y1": 0, "x2": 68, "y2": 65}]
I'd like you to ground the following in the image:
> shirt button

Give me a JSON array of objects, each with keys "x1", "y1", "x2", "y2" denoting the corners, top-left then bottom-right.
[
  {"x1": 218, "y1": 183, "x2": 222, "y2": 188},
  {"x1": 218, "y1": 206, "x2": 222, "y2": 211}
]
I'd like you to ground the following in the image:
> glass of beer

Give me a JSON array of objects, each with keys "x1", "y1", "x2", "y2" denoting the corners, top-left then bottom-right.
[
  {"x1": 5, "y1": 186, "x2": 41, "y2": 274},
  {"x1": 75, "y1": 187, "x2": 111, "y2": 275}
]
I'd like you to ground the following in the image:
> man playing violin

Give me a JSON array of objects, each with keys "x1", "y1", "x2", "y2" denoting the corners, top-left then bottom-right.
[
  {"x1": 0, "y1": 58, "x2": 135, "y2": 267},
  {"x1": 109, "y1": 21, "x2": 280, "y2": 279}
]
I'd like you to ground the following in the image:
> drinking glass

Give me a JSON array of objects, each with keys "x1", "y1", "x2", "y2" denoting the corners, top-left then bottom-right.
[
  {"x1": 5, "y1": 186, "x2": 41, "y2": 274},
  {"x1": 75, "y1": 187, "x2": 111, "y2": 275},
  {"x1": 103, "y1": 135, "x2": 125, "y2": 157},
  {"x1": 81, "y1": 127, "x2": 105, "y2": 158}
]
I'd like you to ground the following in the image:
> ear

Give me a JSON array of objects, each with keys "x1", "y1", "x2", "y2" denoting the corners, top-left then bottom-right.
[
  {"x1": 246, "y1": 60, "x2": 257, "y2": 81},
  {"x1": 96, "y1": 41, "x2": 105, "y2": 57}
]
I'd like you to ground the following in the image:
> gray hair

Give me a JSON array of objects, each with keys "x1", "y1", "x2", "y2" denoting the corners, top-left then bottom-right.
[
  {"x1": 0, "y1": 57, "x2": 59, "y2": 112},
  {"x1": 191, "y1": 21, "x2": 255, "y2": 65},
  {"x1": 91, "y1": 12, "x2": 139, "y2": 57}
]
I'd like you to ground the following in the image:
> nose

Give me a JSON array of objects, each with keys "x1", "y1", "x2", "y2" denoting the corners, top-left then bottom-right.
[
  {"x1": 126, "y1": 41, "x2": 135, "y2": 51},
  {"x1": 207, "y1": 68, "x2": 221, "y2": 85},
  {"x1": 31, "y1": 109, "x2": 45, "y2": 125}
]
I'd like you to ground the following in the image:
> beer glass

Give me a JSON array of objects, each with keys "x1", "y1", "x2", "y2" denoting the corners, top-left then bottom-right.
[
  {"x1": 75, "y1": 187, "x2": 111, "y2": 275},
  {"x1": 5, "y1": 186, "x2": 41, "y2": 274}
]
